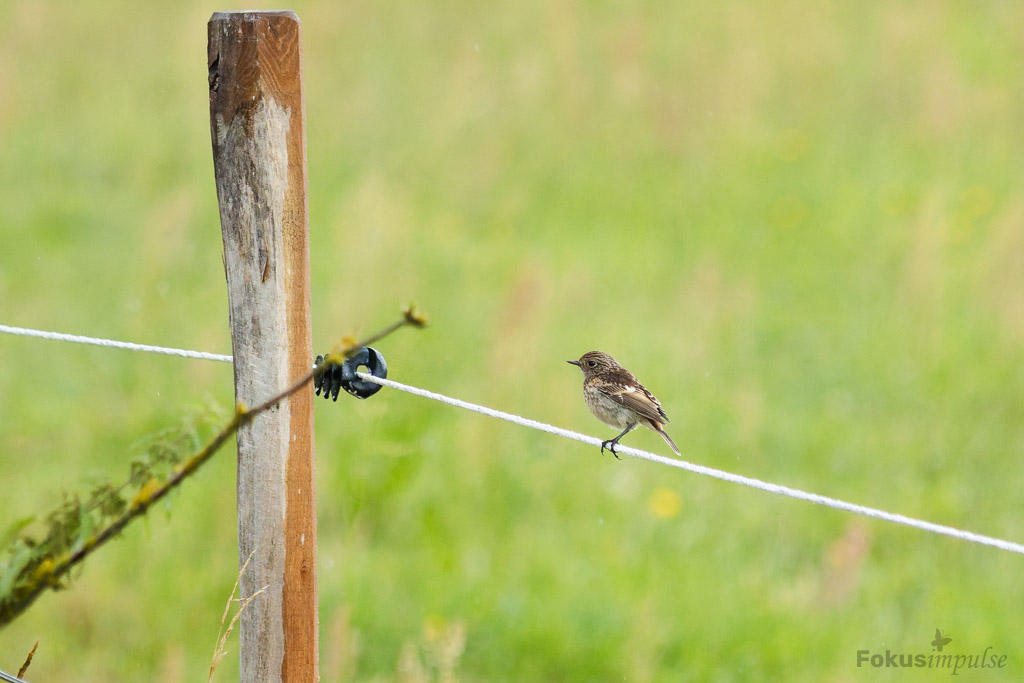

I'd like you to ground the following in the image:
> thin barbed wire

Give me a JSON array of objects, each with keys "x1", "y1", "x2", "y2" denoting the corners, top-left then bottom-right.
[{"x1": 2, "y1": 322, "x2": 1022, "y2": 556}]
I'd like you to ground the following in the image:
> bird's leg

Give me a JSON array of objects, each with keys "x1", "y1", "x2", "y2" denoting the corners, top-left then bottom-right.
[{"x1": 600, "y1": 424, "x2": 635, "y2": 460}]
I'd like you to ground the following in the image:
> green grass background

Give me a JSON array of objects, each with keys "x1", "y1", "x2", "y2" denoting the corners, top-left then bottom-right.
[{"x1": 2, "y1": 0, "x2": 1023, "y2": 680}]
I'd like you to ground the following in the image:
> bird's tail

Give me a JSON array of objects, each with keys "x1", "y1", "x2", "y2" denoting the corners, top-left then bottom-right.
[{"x1": 656, "y1": 425, "x2": 681, "y2": 456}]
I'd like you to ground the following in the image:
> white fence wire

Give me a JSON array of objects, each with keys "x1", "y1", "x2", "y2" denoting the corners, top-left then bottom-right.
[{"x1": 3, "y1": 322, "x2": 1023, "y2": 556}]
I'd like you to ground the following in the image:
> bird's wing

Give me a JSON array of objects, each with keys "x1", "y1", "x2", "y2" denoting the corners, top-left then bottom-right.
[{"x1": 602, "y1": 368, "x2": 670, "y2": 424}]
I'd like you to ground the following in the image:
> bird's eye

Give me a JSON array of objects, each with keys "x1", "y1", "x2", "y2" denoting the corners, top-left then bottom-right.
[{"x1": 587, "y1": 360, "x2": 597, "y2": 368}]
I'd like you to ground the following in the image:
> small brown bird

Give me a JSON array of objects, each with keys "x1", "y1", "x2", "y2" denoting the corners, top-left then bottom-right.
[{"x1": 568, "y1": 351, "x2": 680, "y2": 458}]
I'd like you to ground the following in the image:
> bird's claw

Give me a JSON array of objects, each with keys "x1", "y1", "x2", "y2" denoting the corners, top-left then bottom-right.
[{"x1": 600, "y1": 440, "x2": 622, "y2": 460}]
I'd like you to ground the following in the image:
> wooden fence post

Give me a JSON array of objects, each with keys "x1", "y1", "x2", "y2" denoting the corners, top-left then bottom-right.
[{"x1": 207, "y1": 11, "x2": 318, "y2": 681}]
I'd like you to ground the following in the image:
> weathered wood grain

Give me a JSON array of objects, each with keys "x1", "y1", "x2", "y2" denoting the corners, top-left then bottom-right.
[{"x1": 208, "y1": 10, "x2": 318, "y2": 682}]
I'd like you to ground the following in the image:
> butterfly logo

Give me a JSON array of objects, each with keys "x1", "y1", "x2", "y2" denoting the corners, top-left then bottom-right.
[{"x1": 931, "y1": 628, "x2": 952, "y2": 652}]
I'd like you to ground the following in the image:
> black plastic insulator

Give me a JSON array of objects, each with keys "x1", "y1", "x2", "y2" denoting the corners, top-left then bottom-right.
[{"x1": 314, "y1": 346, "x2": 387, "y2": 401}]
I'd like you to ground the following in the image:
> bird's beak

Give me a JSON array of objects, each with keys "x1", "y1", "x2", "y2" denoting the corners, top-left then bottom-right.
[{"x1": 567, "y1": 360, "x2": 581, "y2": 366}]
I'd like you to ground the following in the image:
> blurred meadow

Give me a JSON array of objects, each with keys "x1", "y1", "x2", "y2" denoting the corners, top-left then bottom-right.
[{"x1": 2, "y1": 0, "x2": 1023, "y2": 680}]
